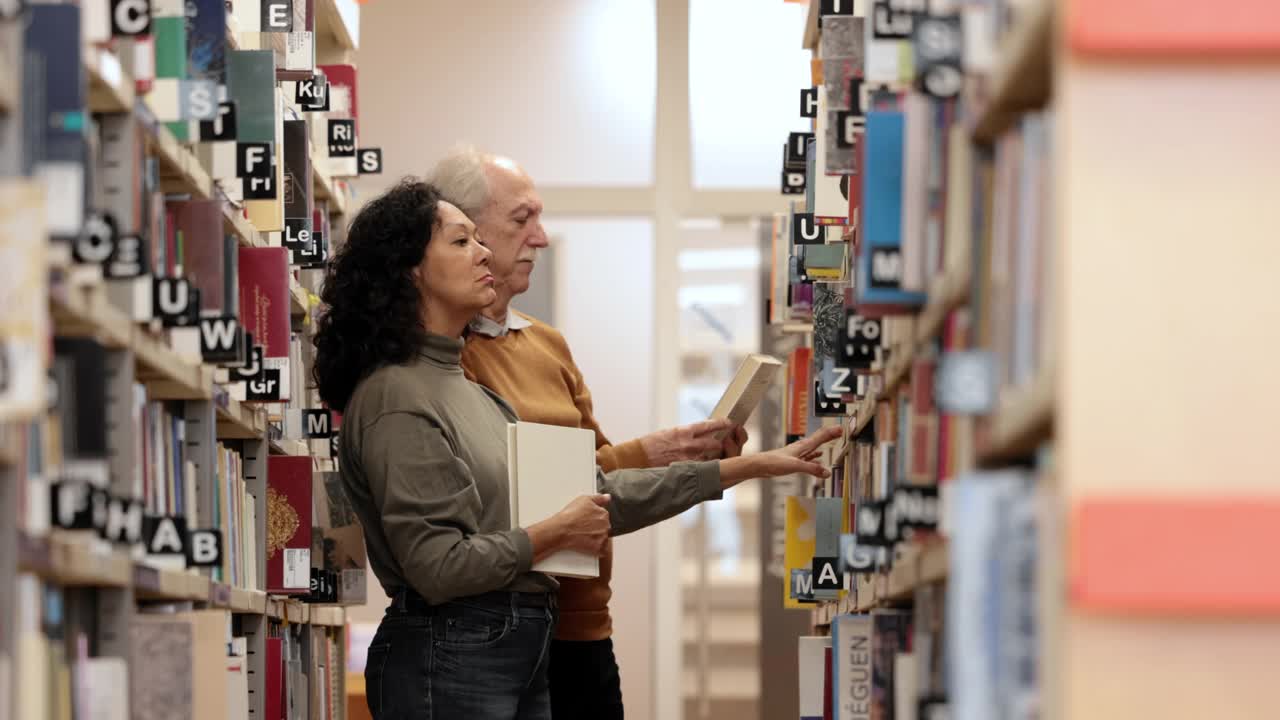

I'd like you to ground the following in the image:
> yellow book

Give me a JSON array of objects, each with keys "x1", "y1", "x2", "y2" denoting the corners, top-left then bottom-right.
[{"x1": 782, "y1": 496, "x2": 817, "y2": 609}]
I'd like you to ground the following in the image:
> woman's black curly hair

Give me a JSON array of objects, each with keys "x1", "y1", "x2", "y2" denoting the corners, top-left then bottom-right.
[{"x1": 313, "y1": 179, "x2": 444, "y2": 412}]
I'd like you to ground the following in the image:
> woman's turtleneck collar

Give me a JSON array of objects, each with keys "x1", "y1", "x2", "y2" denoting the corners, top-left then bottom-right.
[{"x1": 419, "y1": 332, "x2": 464, "y2": 368}]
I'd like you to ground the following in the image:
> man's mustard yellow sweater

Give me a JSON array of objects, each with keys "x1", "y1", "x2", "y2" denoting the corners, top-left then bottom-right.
[{"x1": 461, "y1": 311, "x2": 649, "y2": 641}]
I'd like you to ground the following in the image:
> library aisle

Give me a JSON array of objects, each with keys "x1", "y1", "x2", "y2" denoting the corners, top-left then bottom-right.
[{"x1": 2, "y1": 1, "x2": 1278, "y2": 720}]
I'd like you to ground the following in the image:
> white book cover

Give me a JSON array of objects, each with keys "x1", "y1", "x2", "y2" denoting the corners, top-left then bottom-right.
[
  {"x1": 812, "y1": 87, "x2": 849, "y2": 223},
  {"x1": 706, "y1": 353, "x2": 783, "y2": 458},
  {"x1": 894, "y1": 652, "x2": 918, "y2": 720},
  {"x1": 832, "y1": 613, "x2": 873, "y2": 720},
  {"x1": 81, "y1": 657, "x2": 130, "y2": 720},
  {"x1": 798, "y1": 635, "x2": 831, "y2": 720},
  {"x1": 507, "y1": 422, "x2": 599, "y2": 578},
  {"x1": 226, "y1": 656, "x2": 250, "y2": 720}
]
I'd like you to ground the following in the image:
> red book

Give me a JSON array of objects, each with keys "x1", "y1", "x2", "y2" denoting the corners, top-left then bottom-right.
[
  {"x1": 265, "y1": 635, "x2": 284, "y2": 720},
  {"x1": 238, "y1": 246, "x2": 292, "y2": 401},
  {"x1": 266, "y1": 455, "x2": 313, "y2": 594},
  {"x1": 823, "y1": 645, "x2": 834, "y2": 720},
  {"x1": 171, "y1": 200, "x2": 226, "y2": 311},
  {"x1": 787, "y1": 347, "x2": 812, "y2": 440},
  {"x1": 317, "y1": 63, "x2": 358, "y2": 131}
]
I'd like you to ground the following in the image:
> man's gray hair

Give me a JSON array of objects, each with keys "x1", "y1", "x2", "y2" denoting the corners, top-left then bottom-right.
[{"x1": 426, "y1": 144, "x2": 494, "y2": 218}]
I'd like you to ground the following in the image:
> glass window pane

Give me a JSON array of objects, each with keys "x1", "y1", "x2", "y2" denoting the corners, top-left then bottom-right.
[
  {"x1": 360, "y1": 0, "x2": 655, "y2": 186},
  {"x1": 689, "y1": 0, "x2": 813, "y2": 189}
]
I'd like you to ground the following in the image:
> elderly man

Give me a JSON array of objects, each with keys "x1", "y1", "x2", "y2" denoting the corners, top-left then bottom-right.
[{"x1": 429, "y1": 146, "x2": 747, "y2": 720}]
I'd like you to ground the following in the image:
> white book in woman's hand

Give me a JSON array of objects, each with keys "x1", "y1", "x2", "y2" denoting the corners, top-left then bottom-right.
[{"x1": 507, "y1": 421, "x2": 600, "y2": 579}]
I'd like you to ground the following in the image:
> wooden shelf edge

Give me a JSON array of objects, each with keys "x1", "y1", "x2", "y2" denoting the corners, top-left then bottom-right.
[
  {"x1": 289, "y1": 279, "x2": 309, "y2": 317},
  {"x1": 216, "y1": 394, "x2": 266, "y2": 439},
  {"x1": 316, "y1": 0, "x2": 359, "y2": 51},
  {"x1": 229, "y1": 586, "x2": 268, "y2": 614},
  {"x1": 269, "y1": 437, "x2": 308, "y2": 457},
  {"x1": 85, "y1": 48, "x2": 135, "y2": 114},
  {"x1": 149, "y1": 119, "x2": 214, "y2": 200},
  {"x1": 803, "y1": 0, "x2": 820, "y2": 50},
  {"x1": 971, "y1": 0, "x2": 1054, "y2": 143},
  {"x1": 979, "y1": 367, "x2": 1055, "y2": 466},
  {"x1": 223, "y1": 200, "x2": 265, "y2": 248},
  {"x1": 19, "y1": 532, "x2": 132, "y2": 588}
]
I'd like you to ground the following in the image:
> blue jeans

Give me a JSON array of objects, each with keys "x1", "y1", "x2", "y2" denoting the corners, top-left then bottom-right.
[{"x1": 365, "y1": 590, "x2": 558, "y2": 720}]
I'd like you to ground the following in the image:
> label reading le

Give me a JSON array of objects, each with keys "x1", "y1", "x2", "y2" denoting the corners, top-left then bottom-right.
[
  {"x1": 358, "y1": 148, "x2": 383, "y2": 175},
  {"x1": 282, "y1": 218, "x2": 312, "y2": 251},
  {"x1": 111, "y1": 0, "x2": 151, "y2": 37}
]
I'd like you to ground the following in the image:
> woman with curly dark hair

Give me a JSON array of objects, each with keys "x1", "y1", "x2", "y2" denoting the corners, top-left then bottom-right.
[{"x1": 313, "y1": 179, "x2": 841, "y2": 720}]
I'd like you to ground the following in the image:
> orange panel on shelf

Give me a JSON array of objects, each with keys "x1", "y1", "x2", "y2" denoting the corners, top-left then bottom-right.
[
  {"x1": 1069, "y1": 0, "x2": 1280, "y2": 55},
  {"x1": 1071, "y1": 498, "x2": 1280, "y2": 614}
]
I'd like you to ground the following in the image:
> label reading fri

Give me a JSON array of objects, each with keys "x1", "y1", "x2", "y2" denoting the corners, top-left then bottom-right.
[{"x1": 328, "y1": 120, "x2": 356, "y2": 158}]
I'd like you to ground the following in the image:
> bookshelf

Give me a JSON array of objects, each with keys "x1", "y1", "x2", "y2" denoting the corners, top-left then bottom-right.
[
  {"x1": 2, "y1": 3, "x2": 364, "y2": 719},
  {"x1": 772, "y1": 1, "x2": 1280, "y2": 718}
]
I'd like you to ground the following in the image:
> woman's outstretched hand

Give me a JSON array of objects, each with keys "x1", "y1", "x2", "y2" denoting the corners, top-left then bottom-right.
[{"x1": 718, "y1": 425, "x2": 844, "y2": 487}]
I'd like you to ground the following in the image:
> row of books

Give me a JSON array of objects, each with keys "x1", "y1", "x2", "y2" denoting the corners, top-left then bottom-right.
[
  {"x1": 769, "y1": 2, "x2": 1056, "y2": 719},
  {"x1": 13, "y1": 581, "x2": 345, "y2": 720}
]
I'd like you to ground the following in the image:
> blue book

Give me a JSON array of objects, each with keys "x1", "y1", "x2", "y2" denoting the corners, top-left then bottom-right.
[
  {"x1": 23, "y1": 4, "x2": 88, "y2": 238},
  {"x1": 857, "y1": 109, "x2": 926, "y2": 310}
]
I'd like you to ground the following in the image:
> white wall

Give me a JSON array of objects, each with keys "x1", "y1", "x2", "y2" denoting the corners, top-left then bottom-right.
[
  {"x1": 549, "y1": 217, "x2": 657, "y2": 720},
  {"x1": 356, "y1": 0, "x2": 656, "y2": 189}
]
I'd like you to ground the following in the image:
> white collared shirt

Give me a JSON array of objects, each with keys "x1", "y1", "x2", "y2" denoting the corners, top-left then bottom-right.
[{"x1": 468, "y1": 309, "x2": 533, "y2": 338}]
